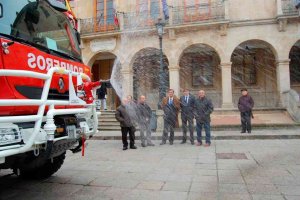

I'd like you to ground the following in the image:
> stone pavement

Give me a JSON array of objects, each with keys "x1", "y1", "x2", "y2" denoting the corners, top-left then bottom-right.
[{"x1": 1, "y1": 139, "x2": 300, "y2": 200}]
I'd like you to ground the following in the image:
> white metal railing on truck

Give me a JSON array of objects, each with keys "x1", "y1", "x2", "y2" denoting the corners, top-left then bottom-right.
[{"x1": 0, "y1": 67, "x2": 98, "y2": 158}]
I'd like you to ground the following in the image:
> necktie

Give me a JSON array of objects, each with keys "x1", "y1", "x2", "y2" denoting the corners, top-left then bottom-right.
[
  {"x1": 185, "y1": 96, "x2": 188, "y2": 103},
  {"x1": 169, "y1": 98, "x2": 172, "y2": 105}
]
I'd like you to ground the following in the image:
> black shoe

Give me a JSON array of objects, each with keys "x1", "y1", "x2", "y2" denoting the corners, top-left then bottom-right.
[
  {"x1": 123, "y1": 146, "x2": 128, "y2": 151},
  {"x1": 247, "y1": 131, "x2": 251, "y2": 134},
  {"x1": 180, "y1": 140, "x2": 186, "y2": 144},
  {"x1": 191, "y1": 141, "x2": 194, "y2": 145},
  {"x1": 130, "y1": 145, "x2": 137, "y2": 149},
  {"x1": 160, "y1": 142, "x2": 166, "y2": 145},
  {"x1": 169, "y1": 141, "x2": 173, "y2": 145},
  {"x1": 147, "y1": 143, "x2": 155, "y2": 146},
  {"x1": 141, "y1": 143, "x2": 146, "y2": 147},
  {"x1": 241, "y1": 131, "x2": 246, "y2": 133}
]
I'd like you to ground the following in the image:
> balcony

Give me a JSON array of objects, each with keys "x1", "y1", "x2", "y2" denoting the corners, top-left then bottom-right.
[
  {"x1": 124, "y1": 1, "x2": 226, "y2": 30},
  {"x1": 171, "y1": 1, "x2": 225, "y2": 26},
  {"x1": 281, "y1": 0, "x2": 298, "y2": 16},
  {"x1": 79, "y1": 1, "x2": 226, "y2": 36},
  {"x1": 79, "y1": 15, "x2": 120, "y2": 35}
]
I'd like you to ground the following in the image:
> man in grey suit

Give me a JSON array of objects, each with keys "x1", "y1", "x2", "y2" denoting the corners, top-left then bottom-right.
[{"x1": 180, "y1": 89, "x2": 195, "y2": 145}]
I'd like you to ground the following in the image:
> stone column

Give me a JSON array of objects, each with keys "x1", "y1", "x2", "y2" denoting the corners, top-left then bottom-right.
[
  {"x1": 277, "y1": 0, "x2": 283, "y2": 16},
  {"x1": 221, "y1": 62, "x2": 234, "y2": 108},
  {"x1": 276, "y1": 59, "x2": 290, "y2": 94},
  {"x1": 156, "y1": 110, "x2": 164, "y2": 132},
  {"x1": 224, "y1": 0, "x2": 230, "y2": 20},
  {"x1": 121, "y1": 69, "x2": 133, "y2": 98},
  {"x1": 169, "y1": 66, "x2": 180, "y2": 96}
]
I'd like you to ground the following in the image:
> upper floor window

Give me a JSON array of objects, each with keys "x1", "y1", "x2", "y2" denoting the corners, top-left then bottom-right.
[
  {"x1": 95, "y1": 0, "x2": 115, "y2": 31},
  {"x1": 184, "y1": 0, "x2": 211, "y2": 22},
  {"x1": 136, "y1": 0, "x2": 161, "y2": 24}
]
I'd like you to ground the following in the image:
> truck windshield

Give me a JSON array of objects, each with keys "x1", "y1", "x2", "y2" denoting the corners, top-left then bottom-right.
[{"x1": 0, "y1": 0, "x2": 81, "y2": 60}]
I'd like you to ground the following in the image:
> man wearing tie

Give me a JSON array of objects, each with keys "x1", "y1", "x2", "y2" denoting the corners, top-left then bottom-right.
[
  {"x1": 180, "y1": 89, "x2": 195, "y2": 145},
  {"x1": 160, "y1": 89, "x2": 180, "y2": 145}
]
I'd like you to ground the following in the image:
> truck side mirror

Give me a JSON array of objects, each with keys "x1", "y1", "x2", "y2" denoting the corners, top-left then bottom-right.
[{"x1": 0, "y1": 3, "x2": 3, "y2": 18}]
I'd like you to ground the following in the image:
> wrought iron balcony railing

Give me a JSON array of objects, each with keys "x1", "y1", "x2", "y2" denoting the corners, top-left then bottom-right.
[
  {"x1": 79, "y1": 1, "x2": 225, "y2": 35},
  {"x1": 281, "y1": 0, "x2": 299, "y2": 16},
  {"x1": 79, "y1": 15, "x2": 120, "y2": 35},
  {"x1": 172, "y1": 1, "x2": 225, "y2": 25}
]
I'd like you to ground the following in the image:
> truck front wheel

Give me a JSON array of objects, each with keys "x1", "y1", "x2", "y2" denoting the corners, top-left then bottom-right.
[{"x1": 15, "y1": 152, "x2": 66, "y2": 179}]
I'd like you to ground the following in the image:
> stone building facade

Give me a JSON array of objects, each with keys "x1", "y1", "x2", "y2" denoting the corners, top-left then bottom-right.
[{"x1": 71, "y1": 0, "x2": 300, "y2": 111}]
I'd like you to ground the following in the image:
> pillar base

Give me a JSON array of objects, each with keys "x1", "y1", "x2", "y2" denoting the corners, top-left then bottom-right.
[
  {"x1": 156, "y1": 110, "x2": 164, "y2": 132},
  {"x1": 222, "y1": 102, "x2": 234, "y2": 109}
]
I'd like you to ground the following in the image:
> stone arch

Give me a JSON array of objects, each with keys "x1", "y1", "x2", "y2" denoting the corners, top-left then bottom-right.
[
  {"x1": 179, "y1": 43, "x2": 222, "y2": 107},
  {"x1": 230, "y1": 39, "x2": 279, "y2": 107},
  {"x1": 131, "y1": 47, "x2": 169, "y2": 109},
  {"x1": 175, "y1": 40, "x2": 225, "y2": 67},
  {"x1": 228, "y1": 39, "x2": 279, "y2": 62},
  {"x1": 86, "y1": 51, "x2": 118, "y2": 68},
  {"x1": 289, "y1": 40, "x2": 300, "y2": 94},
  {"x1": 87, "y1": 51, "x2": 119, "y2": 109}
]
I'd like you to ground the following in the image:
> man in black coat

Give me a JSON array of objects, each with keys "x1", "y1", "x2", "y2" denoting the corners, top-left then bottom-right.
[
  {"x1": 137, "y1": 95, "x2": 154, "y2": 147},
  {"x1": 238, "y1": 88, "x2": 254, "y2": 134},
  {"x1": 194, "y1": 90, "x2": 214, "y2": 147},
  {"x1": 180, "y1": 89, "x2": 195, "y2": 145},
  {"x1": 96, "y1": 83, "x2": 107, "y2": 110},
  {"x1": 115, "y1": 98, "x2": 137, "y2": 150}
]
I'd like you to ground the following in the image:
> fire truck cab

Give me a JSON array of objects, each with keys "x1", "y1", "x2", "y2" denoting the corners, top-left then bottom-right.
[{"x1": 0, "y1": 0, "x2": 99, "y2": 179}]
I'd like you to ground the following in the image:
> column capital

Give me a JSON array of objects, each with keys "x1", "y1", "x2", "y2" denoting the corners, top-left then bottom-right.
[
  {"x1": 220, "y1": 62, "x2": 232, "y2": 68},
  {"x1": 121, "y1": 69, "x2": 133, "y2": 74},
  {"x1": 168, "y1": 66, "x2": 180, "y2": 71},
  {"x1": 276, "y1": 59, "x2": 290, "y2": 65}
]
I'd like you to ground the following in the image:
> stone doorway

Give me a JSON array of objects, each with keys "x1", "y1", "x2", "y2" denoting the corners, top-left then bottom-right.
[{"x1": 91, "y1": 53, "x2": 120, "y2": 110}]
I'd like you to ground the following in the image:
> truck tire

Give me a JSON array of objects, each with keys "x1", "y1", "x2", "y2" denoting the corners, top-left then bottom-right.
[{"x1": 17, "y1": 152, "x2": 66, "y2": 179}]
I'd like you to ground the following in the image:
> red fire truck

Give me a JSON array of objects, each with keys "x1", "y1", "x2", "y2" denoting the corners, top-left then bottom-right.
[{"x1": 0, "y1": 0, "x2": 100, "y2": 178}]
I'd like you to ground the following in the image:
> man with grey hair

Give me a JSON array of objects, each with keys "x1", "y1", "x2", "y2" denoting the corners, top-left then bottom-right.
[
  {"x1": 137, "y1": 95, "x2": 154, "y2": 147},
  {"x1": 115, "y1": 98, "x2": 137, "y2": 150},
  {"x1": 194, "y1": 90, "x2": 214, "y2": 147}
]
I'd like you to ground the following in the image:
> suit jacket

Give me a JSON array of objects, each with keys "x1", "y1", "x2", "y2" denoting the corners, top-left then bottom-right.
[
  {"x1": 161, "y1": 96, "x2": 180, "y2": 121},
  {"x1": 194, "y1": 96, "x2": 214, "y2": 123},
  {"x1": 115, "y1": 105, "x2": 134, "y2": 127},
  {"x1": 180, "y1": 94, "x2": 195, "y2": 118}
]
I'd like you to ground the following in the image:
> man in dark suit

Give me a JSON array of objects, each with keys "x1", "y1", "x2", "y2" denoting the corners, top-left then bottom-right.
[
  {"x1": 160, "y1": 89, "x2": 180, "y2": 145},
  {"x1": 115, "y1": 98, "x2": 137, "y2": 150},
  {"x1": 180, "y1": 89, "x2": 195, "y2": 145}
]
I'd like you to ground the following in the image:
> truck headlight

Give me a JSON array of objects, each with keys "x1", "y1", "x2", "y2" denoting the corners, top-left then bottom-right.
[{"x1": 0, "y1": 128, "x2": 22, "y2": 146}]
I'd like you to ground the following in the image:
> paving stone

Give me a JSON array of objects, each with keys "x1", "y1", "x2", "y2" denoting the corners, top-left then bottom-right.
[
  {"x1": 218, "y1": 193, "x2": 252, "y2": 200},
  {"x1": 218, "y1": 183, "x2": 249, "y2": 194},
  {"x1": 187, "y1": 192, "x2": 217, "y2": 200},
  {"x1": 162, "y1": 181, "x2": 191, "y2": 192},
  {"x1": 251, "y1": 194, "x2": 285, "y2": 200},
  {"x1": 136, "y1": 181, "x2": 165, "y2": 190},
  {"x1": 247, "y1": 184, "x2": 281, "y2": 195},
  {"x1": 277, "y1": 186, "x2": 300, "y2": 196}
]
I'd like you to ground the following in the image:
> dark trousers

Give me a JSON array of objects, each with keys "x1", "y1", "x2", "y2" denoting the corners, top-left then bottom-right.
[
  {"x1": 196, "y1": 121, "x2": 211, "y2": 144},
  {"x1": 241, "y1": 111, "x2": 251, "y2": 132},
  {"x1": 162, "y1": 118, "x2": 175, "y2": 143},
  {"x1": 121, "y1": 127, "x2": 135, "y2": 147},
  {"x1": 181, "y1": 114, "x2": 194, "y2": 142}
]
